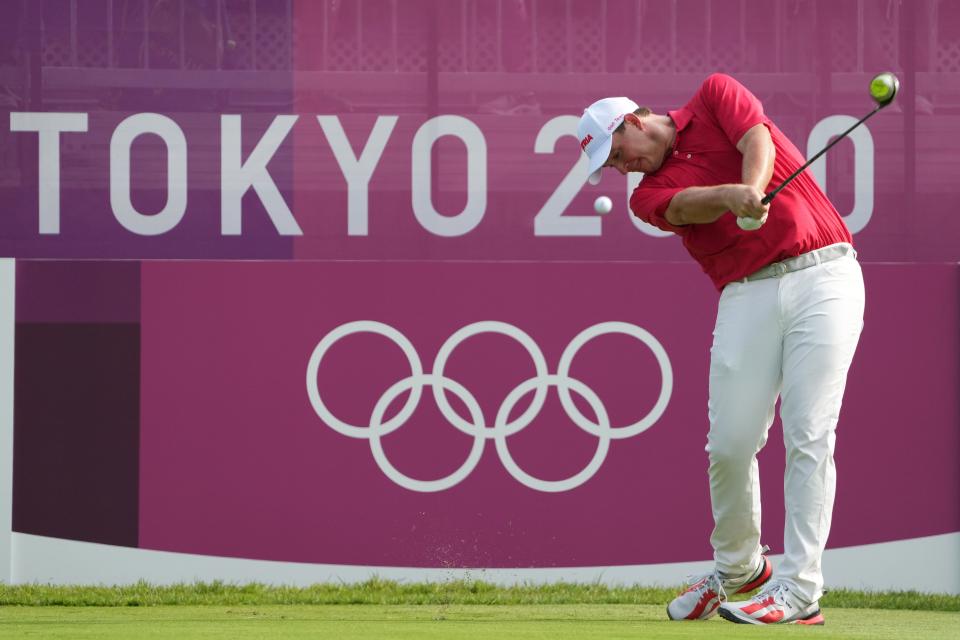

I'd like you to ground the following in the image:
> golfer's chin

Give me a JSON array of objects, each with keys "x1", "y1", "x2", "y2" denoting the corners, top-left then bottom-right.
[{"x1": 640, "y1": 159, "x2": 662, "y2": 174}]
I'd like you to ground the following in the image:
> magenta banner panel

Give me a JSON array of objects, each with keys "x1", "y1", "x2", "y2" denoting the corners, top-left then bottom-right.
[
  {"x1": 127, "y1": 261, "x2": 956, "y2": 566},
  {"x1": 1, "y1": 0, "x2": 959, "y2": 262}
]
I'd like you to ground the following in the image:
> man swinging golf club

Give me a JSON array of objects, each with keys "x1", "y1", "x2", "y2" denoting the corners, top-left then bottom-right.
[{"x1": 578, "y1": 73, "x2": 872, "y2": 625}]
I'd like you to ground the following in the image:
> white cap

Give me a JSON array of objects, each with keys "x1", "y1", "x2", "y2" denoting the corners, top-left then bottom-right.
[{"x1": 577, "y1": 97, "x2": 640, "y2": 185}]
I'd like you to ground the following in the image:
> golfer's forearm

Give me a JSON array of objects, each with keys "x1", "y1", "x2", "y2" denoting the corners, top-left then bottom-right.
[
  {"x1": 738, "y1": 124, "x2": 775, "y2": 192},
  {"x1": 663, "y1": 186, "x2": 734, "y2": 225}
]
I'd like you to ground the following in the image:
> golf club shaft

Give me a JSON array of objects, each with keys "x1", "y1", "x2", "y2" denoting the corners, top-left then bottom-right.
[{"x1": 761, "y1": 102, "x2": 886, "y2": 205}]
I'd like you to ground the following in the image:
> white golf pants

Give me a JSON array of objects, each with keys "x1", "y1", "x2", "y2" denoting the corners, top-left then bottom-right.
[{"x1": 706, "y1": 245, "x2": 865, "y2": 604}]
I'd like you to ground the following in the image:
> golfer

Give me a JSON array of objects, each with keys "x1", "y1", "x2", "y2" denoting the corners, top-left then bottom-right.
[{"x1": 578, "y1": 73, "x2": 865, "y2": 625}]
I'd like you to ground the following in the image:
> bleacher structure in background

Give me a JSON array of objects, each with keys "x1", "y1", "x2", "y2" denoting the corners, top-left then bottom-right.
[
  {"x1": 6, "y1": 0, "x2": 951, "y2": 121},
  {"x1": 28, "y1": 0, "x2": 959, "y2": 75}
]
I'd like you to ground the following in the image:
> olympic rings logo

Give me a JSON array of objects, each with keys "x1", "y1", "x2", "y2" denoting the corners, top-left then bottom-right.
[{"x1": 306, "y1": 321, "x2": 673, "y2": 493}]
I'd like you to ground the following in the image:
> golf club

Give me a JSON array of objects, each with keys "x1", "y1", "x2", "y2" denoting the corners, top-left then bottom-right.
[{"x1": 761, "y1": 71, "x2": 900, "y2": 205}]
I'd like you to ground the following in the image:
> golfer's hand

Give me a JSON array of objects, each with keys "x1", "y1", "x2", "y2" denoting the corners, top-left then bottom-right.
[{"x1": 726, "y1": 184, "x2": 770, "y2": 220}]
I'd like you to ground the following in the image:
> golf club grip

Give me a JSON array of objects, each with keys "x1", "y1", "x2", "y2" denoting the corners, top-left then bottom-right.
[{"x1": 760, "y1": 102, "x2": 886, "y2": 207}]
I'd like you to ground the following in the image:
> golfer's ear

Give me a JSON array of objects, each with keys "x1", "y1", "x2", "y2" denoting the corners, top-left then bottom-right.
[{"x1": 623, "y1": 112, "x2": 641, "y2": 128}]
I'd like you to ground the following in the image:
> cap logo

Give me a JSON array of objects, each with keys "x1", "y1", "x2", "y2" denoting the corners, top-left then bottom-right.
[{"x1": 580, "y1": 134, "x2": 593, "y2": 151}]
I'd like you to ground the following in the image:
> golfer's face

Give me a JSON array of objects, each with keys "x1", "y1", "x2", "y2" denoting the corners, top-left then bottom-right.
[{"x1": 606, "y1": 120, "x2": 666, "y2": 175}]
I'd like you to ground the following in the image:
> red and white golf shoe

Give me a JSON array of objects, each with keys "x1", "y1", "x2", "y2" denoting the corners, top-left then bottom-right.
[
  {"x1": 718, "y1": 581, "x2": 825, "y2": 625},
  {"x1": 666, "y1": 549, "x2": 773, "y2": 621}
]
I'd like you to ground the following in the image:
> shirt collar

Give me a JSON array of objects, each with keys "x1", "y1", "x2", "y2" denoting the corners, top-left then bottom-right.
[
  {"x1": 666, "y1": 107, "x2": 692, "y2": 154},
  {"x1": 668, "y1": 106, "x2": 693, "y2": 132}
]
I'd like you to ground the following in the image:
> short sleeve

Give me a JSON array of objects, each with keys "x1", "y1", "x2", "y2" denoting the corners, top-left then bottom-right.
[
  {"x1": 699, "y1": 73, "x2": 767, "y2": 147},
  {"x1": 630, "y1": 182, "x2": 689, "y2": 235}
]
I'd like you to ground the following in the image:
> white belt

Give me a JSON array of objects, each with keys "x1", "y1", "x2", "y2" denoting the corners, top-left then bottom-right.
[{"x1": 741, "y1": 243, "x2": 856, "y2": 283}]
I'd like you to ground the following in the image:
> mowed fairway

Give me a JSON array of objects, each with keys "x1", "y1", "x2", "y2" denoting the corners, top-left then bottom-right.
[{"x1": 3, "y1": 604, "x2": 959, "y2": 639}]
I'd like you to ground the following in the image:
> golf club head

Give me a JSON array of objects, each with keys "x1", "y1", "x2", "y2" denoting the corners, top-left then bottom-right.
[{"x1": 870, "y1": 72, "x2": 900, "y2": 107}]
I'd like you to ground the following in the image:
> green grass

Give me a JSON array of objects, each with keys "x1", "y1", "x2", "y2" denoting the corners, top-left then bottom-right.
[
  {"x1": 1, "y1": 582, "x2": 957, "y2": 639},
  {"x1": 1, "y1": 604, "x2": 959, "y2": 640},
  {"x1": 1, "y1": 580, "x2": 957, "y2": 610}
]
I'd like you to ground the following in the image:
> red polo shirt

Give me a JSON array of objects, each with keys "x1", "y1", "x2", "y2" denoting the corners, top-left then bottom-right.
[{"x1": 629, "y1": 73, "x2": 852, "y2": 291}]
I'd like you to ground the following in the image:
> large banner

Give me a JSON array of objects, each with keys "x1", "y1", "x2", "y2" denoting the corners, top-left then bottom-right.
[
  {"x1": 11, "y1": 260, "x2": 959, "y2": 577},
  {"x1": 1, "y1": 1, "x2": 958, "y2": 591},
  {"x1": 1, "y1": 0, "x2": 958, "y2": 262}
]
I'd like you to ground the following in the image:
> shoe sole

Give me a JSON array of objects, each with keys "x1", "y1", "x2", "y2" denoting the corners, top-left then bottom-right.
[{"x1": 718, "y1": 605, "x2": 825, "y2": 626}]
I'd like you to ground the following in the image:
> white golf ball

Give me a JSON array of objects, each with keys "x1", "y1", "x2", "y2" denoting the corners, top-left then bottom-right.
[
  {"x1": 737, "y1": 213, "x2": 768, "y2": 231},
  {"x1": 594, "y1": 196, "x2": 613, "y2": 215}
]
